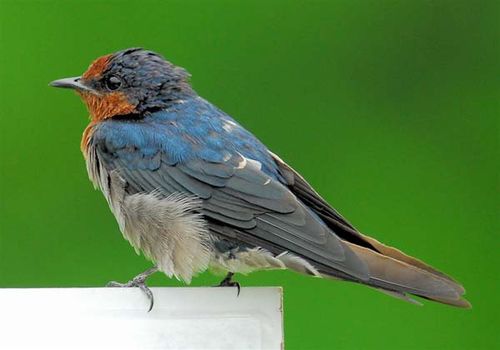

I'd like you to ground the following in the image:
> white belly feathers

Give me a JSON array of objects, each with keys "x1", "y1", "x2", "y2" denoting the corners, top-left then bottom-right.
[{"x1": 85, "y1": 146, "x2": 211, "y2": 283}]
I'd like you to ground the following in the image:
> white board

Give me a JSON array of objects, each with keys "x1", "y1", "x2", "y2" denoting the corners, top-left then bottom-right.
[{"x1": 0, "y1": 287, "x2": 283, "y2": 350}]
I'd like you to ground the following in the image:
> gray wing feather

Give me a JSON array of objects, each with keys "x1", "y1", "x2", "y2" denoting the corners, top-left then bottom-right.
[
  {"x1": 205, "y1": 197, "x2": 256, "y2": 221},
  {"x1": 270, "y1": 151, "x2": 379, "y2": 250},
  {"x1": 103, "y1": 151, "x2": 369, "y2": 280}
]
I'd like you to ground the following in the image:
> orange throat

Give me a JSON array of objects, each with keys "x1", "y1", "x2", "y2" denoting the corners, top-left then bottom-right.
[
  {"x1": 81, "y1": 123, "x2": 95, "y2": 155},
  {"x1": 79, "y1": 91, "x2": 137, "y2": 122},
  {"x1": 79, "y1": 91, "x2": 136, "y2": 155}
]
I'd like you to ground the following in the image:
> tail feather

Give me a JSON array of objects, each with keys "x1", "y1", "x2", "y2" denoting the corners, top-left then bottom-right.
[
  {"x1": 358, "y1": 233, "x2": 463, "y2": 288},
  {"x1": 335, "y1": 241, "x2": 470, "y2": 308},
  {"x1": 373, "y1": 287, "x2": 423, "y2": 306}
]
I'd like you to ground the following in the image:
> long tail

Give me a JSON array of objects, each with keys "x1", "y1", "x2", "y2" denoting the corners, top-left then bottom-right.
[{"x1": 324, "y1": 234, "x2": 470, "y2": 308}]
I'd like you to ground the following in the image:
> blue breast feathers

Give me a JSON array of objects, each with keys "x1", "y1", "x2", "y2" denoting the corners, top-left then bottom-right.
[{"x1": 91, "y1": 96, "x2": 281, "y2": 179}]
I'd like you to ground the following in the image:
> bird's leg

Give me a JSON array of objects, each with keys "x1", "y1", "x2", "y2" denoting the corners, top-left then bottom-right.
[
  {"x1": 107, "y1": 266, "x2": 159, "y2": 312},
  {"x1": 216, "y1": 272, "x2": 241, "y2": 296}
]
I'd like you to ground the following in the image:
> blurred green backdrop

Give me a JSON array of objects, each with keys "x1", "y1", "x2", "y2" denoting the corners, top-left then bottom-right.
[{"x1": 0, "y1": 0, "x2": 498, "y2": 349}]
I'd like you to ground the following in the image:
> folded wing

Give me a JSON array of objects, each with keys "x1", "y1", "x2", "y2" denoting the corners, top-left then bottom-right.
[{"x1": 96, "y1": 142, "x2": 369, "y2": 281}]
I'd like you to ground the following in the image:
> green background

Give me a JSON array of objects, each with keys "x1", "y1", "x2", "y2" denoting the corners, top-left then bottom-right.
[{"x1": 0, "y1": 0, "x2": 498, "y2": 348}]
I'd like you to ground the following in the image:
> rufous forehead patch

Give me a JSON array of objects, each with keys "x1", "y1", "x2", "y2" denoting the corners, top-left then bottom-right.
[{"x1": 82, "y1": 54, "x2": 112, "y2": 79}]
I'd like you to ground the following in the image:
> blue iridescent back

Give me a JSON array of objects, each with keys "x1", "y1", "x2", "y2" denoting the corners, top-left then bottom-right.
[{"x1": 92, "y1": 96, "x2": 281, "y2": 179}]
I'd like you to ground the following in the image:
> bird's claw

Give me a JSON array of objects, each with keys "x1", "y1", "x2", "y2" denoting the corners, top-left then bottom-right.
[
  {"x1": 138, "y1": 283, "x2": 155, "y2": 312},
  {"x1": 106, "y1": 280, "x2": 131, "y2": 287},
  {"x1": 106, "y1": 267, "x2": 158, "y2": 312},
  {"x1": 215, "y1": 272, "x2": 241, "y2": 296},
  {"x1": 107, "y1": 277, "x2": 155, "y2": 312}
]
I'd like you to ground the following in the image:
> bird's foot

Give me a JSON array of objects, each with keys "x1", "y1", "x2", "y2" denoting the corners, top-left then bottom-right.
[
  {"x1": 215, "y1": 272, "x2": 241, "y2": 296},
  {"x1": 107, "y1": 278, "x2": 155, "y2": 311},
  {"x1": 107, "y1": 266, "x2": 158, "y2": 312}
]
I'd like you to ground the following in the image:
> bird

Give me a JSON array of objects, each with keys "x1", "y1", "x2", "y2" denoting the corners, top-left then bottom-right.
[{"x1": 50, "y1": 48, "x2": 469, "y2": 311}]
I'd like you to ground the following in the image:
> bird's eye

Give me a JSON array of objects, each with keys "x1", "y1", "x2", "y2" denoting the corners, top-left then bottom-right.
[{"x1": 105, "y1": 75, "x2": 122, "y2": 91}]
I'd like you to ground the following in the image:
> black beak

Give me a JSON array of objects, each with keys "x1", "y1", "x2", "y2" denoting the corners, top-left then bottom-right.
[{"x1": 49, "y1": 76, "x2": 95, "y2": 93}]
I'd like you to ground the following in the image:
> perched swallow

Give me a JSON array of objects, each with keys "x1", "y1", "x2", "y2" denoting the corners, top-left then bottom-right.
[{"x1": 50, "y1": 48, "x2": 469, "y2": 310}]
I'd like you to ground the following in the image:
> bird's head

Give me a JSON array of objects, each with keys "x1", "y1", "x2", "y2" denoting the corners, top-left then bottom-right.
[{"x1": 50, "y1": 48, "x2": 194, "y2": 121}]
